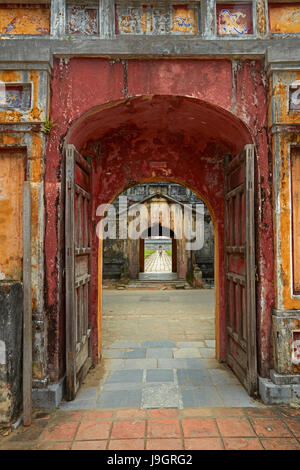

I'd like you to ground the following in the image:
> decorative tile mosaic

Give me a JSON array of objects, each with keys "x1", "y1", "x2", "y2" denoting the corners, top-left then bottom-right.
[
  {"x1": 269, "y1": 3, "x2": 300, "y2": 34},
  {"x1": 0, "y1": 84, "x2": 31, "y2": 110},
  {"x1": 289, "y1": 83, "x2": 300, "y2": 111},
  {"x1": 216, "y1": 3, "x2": 253, "y2": 35},
  {"x1": 66, "y1": 5, "x2": 99, "y2": 35},
  {"x1": 116, "y1": 4, "x2": 199, "y2": 35}
]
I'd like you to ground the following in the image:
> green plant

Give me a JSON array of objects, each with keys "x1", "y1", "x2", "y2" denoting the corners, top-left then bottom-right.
[{"x1": 42, "y1": 118, "x2": 57, "y2": 134}]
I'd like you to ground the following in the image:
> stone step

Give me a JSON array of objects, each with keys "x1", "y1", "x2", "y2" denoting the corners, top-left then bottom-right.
[{"x1": 138, "y1": 272, "x2": 178, "y2": 281}]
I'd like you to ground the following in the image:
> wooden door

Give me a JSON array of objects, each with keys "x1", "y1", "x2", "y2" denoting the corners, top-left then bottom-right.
[
  {"x1": 225, "y1": 144, "x2": 257, "y2": 396},
  {"x1": 172, "y1": 237, "x2": 177, "y2": 273},
  {"x1": 139, "y1": 238, "x2": 145, "y2": 272},
  {"x1": 65, "y1": 144, "x2": 92, "y2": 401}
]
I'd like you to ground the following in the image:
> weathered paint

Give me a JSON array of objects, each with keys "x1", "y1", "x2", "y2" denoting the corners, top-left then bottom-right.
[
  {"x1": 45, "y1": 58, "x2": 273, "y2": 381},
  {"x1": 66, "y1": 5, "x2": 99, "y2": 35},
  {"x1": 269, "y1": 70, "x2": 300, "y2": 311},
  {"x1": 256, "y1": 0, "x2": 267, "y2": 37},
  {"x1": 290, "y1": 148, "x2": 300, "y2": 294},
  {"x1": 0, "y1": 5, "x2": 50, "y2": 36},
  {"x1": 216, "y1": 3, "x2": 253, "y2": 36},
  {"x1": 0, "y1": 61, "x2": 48, "y2": 392},
  {"x1": 0, "y1": 149, "x2": 25, "y2": 281},
  {"x1": 116, "y1": 4, "x2": 199, "y2": 35},
  {"x1": 0, "y1": 70, "x2": 46, "y2": 123},
  {"x1": 269, "y1": 3, "x2": 300, "y2": 34}
]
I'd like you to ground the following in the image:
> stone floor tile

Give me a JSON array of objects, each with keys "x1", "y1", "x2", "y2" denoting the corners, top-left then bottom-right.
[
  {"x1": 182, "y1": 418, "x2": 219, "y2": 438},
  {"x1": 72, "y1": 440, "x2": 107, "y2": 450},
  {"x1": 141, "y1": 384, "x2": 182, "y2": 409},
  {"x1": 146, "y1": 369, "x2": 174, "y2": 382},
  {"x1": 101, "y1": 382, "x2": 144, "y2": 391},
  {"x1": 250, "y1": 418, "x2": 292, "y2": 438},
  {"x1": 106, "y1": 369, "x2": 143, "y2": 384},
  {"x1": 216, "y1": 417, "x2": 256, "y2": 437},
  {"x1": 216, "y1": 385, "x2": 258, "y2": 407},
  {"x1": 147, "y1": 348, "x2": 173, "y2": 359},
  {"x1": 177, "y1": 342, "x2": 205, "y2": 348},
  {"x1": 97, "y1": 390, "x2": 142, "y2": 409},
  {"x1": 102, "y1": 349, "x2": 127, "y2": 358},
  {"x1": 181, "y1": 387, "x2": 223, "y2": 407},
  {"x1": 204, "y1": 340, "x2": 216, "y2": 348},
  {"x1": 158, "y1": 359, "x2": 189, "y2": 369},
  {"x1": 76, "y1": 387, "x2": 98, "y2": 400},
  {"x1": 123, "y1": 359, "x2": 157, "y2": 369},
  {"x1": 223, "y1": 438, "x2": 263, "y2": 450},
  {"x1": 177, "y1": 369, "x2": 212, "y2": 386},
  {"x1": 75, "y1": 420, "x2": 112, "y2": 440},
  {"x1": 123, "y1": 348, "x2": 146, "y2": 359},
  {"x1": 147, "y1": 419, "x2": 181, "y2": 438},
  {"x1": 261, "y1": 437, "x2": 300, "y2": 450},
  {"x1": 199, "y1": 348, "x2": 215, "y2": 358},
  {"x1": 173, "y1": 348, "x2": 201, "y2": 358},
  {"x1": 146, "y1": 439, "x2": 183, "y2": 450},
  {"x1": 111, "y1": 420, "x2": 146, "y2": 439},
  {"x1": 142, "y1": 341, "x2": 176, "y2": 348},
  {"x1": 184, "y1": 438, "x2": 223, "y2": 450},
  {"x1": 208, "y1": 369, "x2": 240, "y2": 385},
  {"x1": 108, "y1": 439, "x2": 145, "y2": 450},
  {"x1": 103, "y1": 359, "x2": 125, "y2": 370},
  {"x1": 110, "y1": 341, "x2": 140, "y2": 349},
  {"x1": 186, "y1": 358, "x2": 212, "y2": 369}
]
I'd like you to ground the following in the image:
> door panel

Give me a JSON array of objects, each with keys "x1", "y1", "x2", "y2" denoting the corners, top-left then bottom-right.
[
  {"x1": 65, "y1": 144, "x2": 92, "y2": 401},
  {"x1": 139, "y1": 238, "x2": 145, "y2": 273},
  {"x1": 225, "y1": 144, "x2": 257, "y2": 396}
]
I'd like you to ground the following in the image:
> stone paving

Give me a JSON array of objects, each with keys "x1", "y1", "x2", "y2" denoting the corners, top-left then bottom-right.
[
  {"x1": 59, "y1": 340, "x2": 259, "y2": 410},
  {"x1": 2, "y1": 289, "x2": 300, "y2": 450},
  {"x1": 1, "y1": 406, "x2": 300, "y2": 450},
  {"x1": 145, "y1": 250, "x2": 172, "y2": 272}
]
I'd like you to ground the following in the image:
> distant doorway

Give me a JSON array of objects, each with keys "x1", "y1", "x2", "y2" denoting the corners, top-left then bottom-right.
[
  {"x1": 144, "y1": 238, "x2": 172, "y2": 273},
  {"x1": 139, "y1": 226, "x2": 178, "y2": 281}
]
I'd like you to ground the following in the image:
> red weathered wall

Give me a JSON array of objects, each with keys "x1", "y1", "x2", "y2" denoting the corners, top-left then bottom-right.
[{"x1": 46, "y1": 58, "x2": 273, "y2": 381}]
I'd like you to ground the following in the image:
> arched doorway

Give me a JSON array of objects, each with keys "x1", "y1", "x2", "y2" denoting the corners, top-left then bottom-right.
[
  {"x1": 63, "y1": 94, "x2": 257, "y2": 400},
  {"x1": 139, "y1": 224, "x2": 177, "y2": 280}
]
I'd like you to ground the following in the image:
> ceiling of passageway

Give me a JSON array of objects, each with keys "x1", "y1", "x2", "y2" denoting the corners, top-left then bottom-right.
[{"x1": 68, "y1": 95, "x2": 251, "y2": 155}]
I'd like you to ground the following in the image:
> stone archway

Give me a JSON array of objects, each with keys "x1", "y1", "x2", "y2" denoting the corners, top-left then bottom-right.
[{"x1": 63, "y1": 93, "x2": 257, "y2": 393}]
